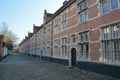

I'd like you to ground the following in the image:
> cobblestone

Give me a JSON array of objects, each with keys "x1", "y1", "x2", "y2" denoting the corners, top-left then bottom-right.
[{"x1": 0, "y1": 53, "x2": 119, "y2": 80}]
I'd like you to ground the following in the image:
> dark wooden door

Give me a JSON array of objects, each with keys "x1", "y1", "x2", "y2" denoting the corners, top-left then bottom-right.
[{"x1": 71, "y1": 48, "x2": 76, "y2": 66}]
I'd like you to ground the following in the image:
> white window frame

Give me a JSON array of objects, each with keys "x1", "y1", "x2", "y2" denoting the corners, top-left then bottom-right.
[
  {"x1": 61, "y1": 13, "x2": 67, "y2": 30},
  {"x1": 101, "y1": 23, "x2": 120, "y2": 63},
  {"x1": 71, "y1": 35, "x2": 76, "y2": 44},
  {"x1": 78, "y1": 31, "x2": 89, "y2": 60},
  {"x1": 53, "y1": 39, "x2": 59, "y2": 57},
  {"x1": 61, "y1": 37, "x2": 67, "y2": 58},
  {"x1": 100, "y1": 0, "x2": 119, "y2": 15}
]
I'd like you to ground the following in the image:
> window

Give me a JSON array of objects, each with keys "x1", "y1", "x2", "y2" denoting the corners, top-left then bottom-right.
[
  {"x1": 79, "y1": 4, "x2": 83, "y2": 11},
  {"x1": 54, "y1": 27, "x2": 58, "y2": 34},
  {"x1": 79, "y1": 13, "x2": 83, "y2": 23},
  {"x1": 84, "y1": 11, "x2": 89, "y2": 21},
  {"x1": 54, "y1": 19, "x2": 59, "y2": 27},
  {"x1": 54, "y1": 39, "x2": 58, "y2": 46},
  {"x1": 47, "y1": 24, "x2": 51, "y2": 36},
  {"x1": 78, "y1": 0, "x2": 89, "y2": 23},
  {"x1": 79, "y1": 11, "x2": 89, "y2": 23},
  {"x1": 78, "y1": 32, "x2": 89, "y2": 60},
  {"x1": 71, "y1": 35, "x2": 76, "y2": 44},
  {"x1": 78, "y1": 32, "x2": 89, "y2": 43},
  {"x1": 43, "y1": 43, "x2": 46, "y2": 56},
  {"x1": 113, "y1": 40, "x2": 120, "y2": 61},
  {"x1": 111, "y1": 0, "x2": 119, "y2": 10},
  {"x1": 61, "y1": 13, "x2": 67, "y2": 30},
  {"x1": 112, "y1": 25, "x2": 120, "y2": 38},
  {"x1": 54, "y1": 19, "x2": 59, "y2": 34},
  {"x1": 79, "y1": 0, "x2": 88, "y2": 11},
  {"x1": 101, "y1": 0, "x2": 108, "y2": 14},
  {"x1": 101, "y1": 23, "x2": 120, "y2": 62},
  {"x1": 102, "y1": 27, "x2": 110, "y2": 40},
  {"x1": 84, "y1": 0, "x2": 88, "y2": 8},
  {"x1": 100, "y1": 0, "x2": 119, "y2": 15},
  {"x1": 62, "y1": 37, "x2": 67, "y2": 57},
  {"x1": 54, "y1": 39, "x2": 58, "y2": 57},
  {"x1": 43, "y1": 27, "x2": 46, "y2": 33},
  {"x1": 62, "y1": 37, "x2": 66, "y2": 45},
  {"x1": 47, "y1": 41, "x2": 51, "y2": 56}
]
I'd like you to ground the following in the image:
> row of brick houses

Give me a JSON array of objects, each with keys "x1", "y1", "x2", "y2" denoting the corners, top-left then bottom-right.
[{"x1": 19, "y1": 0, "x2": 120, "y2": 77}]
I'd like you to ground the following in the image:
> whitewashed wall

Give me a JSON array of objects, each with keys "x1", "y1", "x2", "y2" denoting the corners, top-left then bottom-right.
[{"x1": 3, "y1": 47, "x2": 8, "y2": 56}]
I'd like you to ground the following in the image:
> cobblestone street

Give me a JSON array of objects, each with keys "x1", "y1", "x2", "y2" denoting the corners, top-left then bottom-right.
[{"x1": 0, "y1": 53, "x2": 119, "y2": 80}]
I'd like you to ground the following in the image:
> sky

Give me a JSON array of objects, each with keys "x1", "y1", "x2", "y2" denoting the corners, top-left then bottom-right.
[{"x1": 0, "y1": 0, "x2": 65, "y2": 43}]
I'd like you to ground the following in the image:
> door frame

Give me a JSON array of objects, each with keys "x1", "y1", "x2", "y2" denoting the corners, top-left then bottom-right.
[{"x1": 71, "y1": 48, "x2": 77, "y2": 67}]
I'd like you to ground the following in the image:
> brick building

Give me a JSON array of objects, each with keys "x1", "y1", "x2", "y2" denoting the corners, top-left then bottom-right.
[
  {"x1": 0, "y1": 35, "x2": 4, "y2": 61},
  {"x1": 19, "y1": 0, "x2": 120, "y2": 77},
  {"x1": 0, "y1": 35, "x2": 9, "y2": 61}
]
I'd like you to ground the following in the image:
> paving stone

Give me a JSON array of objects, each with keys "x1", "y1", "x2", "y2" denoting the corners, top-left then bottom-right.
[{"x1": 0, "y1": 53, "x2": 119, "y2": 80}]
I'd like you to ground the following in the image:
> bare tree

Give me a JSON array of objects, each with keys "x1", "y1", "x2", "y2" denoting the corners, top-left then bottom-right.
[{"x1": 0, "y1": 22, "x2": 19, "y2": 50}]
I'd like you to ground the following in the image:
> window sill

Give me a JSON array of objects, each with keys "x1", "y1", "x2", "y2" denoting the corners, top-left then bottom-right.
[
  {"x1": 79, "y1": 21, "x2": 89, "y2": 25},
  {"x1": 101, "y1": 37, "x2": 120, "y2": 41},
  {"x1": 78, "y1": 41, "x2": 89, "y2": 44}
]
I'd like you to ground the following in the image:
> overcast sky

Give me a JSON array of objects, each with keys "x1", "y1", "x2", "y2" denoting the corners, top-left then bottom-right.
[{"x1": 0, "y1": 0, "x2": 65, "y2": 43}]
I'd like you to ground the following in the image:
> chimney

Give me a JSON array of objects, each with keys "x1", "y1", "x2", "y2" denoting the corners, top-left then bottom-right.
[{"x1": 63, "y1": 0, "x2": 68, "y2": 5}]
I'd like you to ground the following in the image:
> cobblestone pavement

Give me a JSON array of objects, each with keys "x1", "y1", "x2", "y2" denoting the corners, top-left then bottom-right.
[{"x1": 0, "y1": 53, "x2": 119, "y2": 80}]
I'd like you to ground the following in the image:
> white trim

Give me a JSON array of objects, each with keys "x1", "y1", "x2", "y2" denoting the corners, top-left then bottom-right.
[
  {"x1": 67, "y1": 14, "x2": 77, "y2": 20},
  {"x1": 100, "y1": 0, "x2": 120, "y2": 16},
  {"x1": 90, "y1": 40, "x2": 100, "y2": 43},
  {"x1": 60, "y1": 36, "x2": 68, "y2": 59},
  {"x1": 77, "y1": 29, "x2": 90, "y2": 34},
  {"x1": 91, "y1": 27, "x2": 99, "y2": 31},
  {"x1": 88, "y1": 1, "x2": 98, "y2": 8},
  {"x1": 99, "y1": 20, "x2": 120, "y2": 28},
  {"x1": 77, "y1": 31, "x2": 90, "y2": 61},
  {"x1": 89, "y1": 16, "x2": 100, "y2": 21}
]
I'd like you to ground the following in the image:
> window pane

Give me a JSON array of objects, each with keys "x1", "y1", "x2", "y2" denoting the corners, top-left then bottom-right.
[
  {"x1": 84, "y1": 0, "x2": 88, "y2": 8},
  {"x1": 111, "y1": 0, "x2": 118, "y2": 10},
  {"x1": 79, "y1": 4, "x2": 83, "y2": 11},
  {"x1": 62, "y1": 22, "x2": 66, "y2": 30},
  {"x1": 84, "y1": 11, "x2": 88, "y2": 21},
  {"x1": 84, "y1": 32, "x2": 88, "y2": 41},
  {"x1": 71, "y1": 35, "x2": 75, "y2": 43},
  {"x1": 79, "y1": 44, "x2": 84, "y2": 59},
  {"x1": 104, "y1": 41, "x2": 111, "y2": 61},
  {"x1": 111, "y1": 25, "x2": 120, "y2": 38},
  {"x1": 79, "y1": 13, "x2": 83, "y2": 23},
  {"x1": 101, "y1": 0, "x2": 108, "y2": 14},
  {"x1": 103, "y1": 27, "x2": 110, "y2": 39}
]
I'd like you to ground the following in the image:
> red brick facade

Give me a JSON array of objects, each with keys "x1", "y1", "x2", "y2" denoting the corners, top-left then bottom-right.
[{"x1": 19, "y1": 0, "x2": 120, "y2": 66}]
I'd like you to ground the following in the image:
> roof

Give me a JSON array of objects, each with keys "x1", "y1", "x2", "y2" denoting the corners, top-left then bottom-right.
[{"x1": 45, "y1": 0, "x2": 76, "y2": 24}]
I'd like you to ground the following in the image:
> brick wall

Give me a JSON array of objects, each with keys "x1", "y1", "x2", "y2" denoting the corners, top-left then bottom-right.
[{"x1": 19, "y1": 0, "x2": 120, "y2": 64}]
